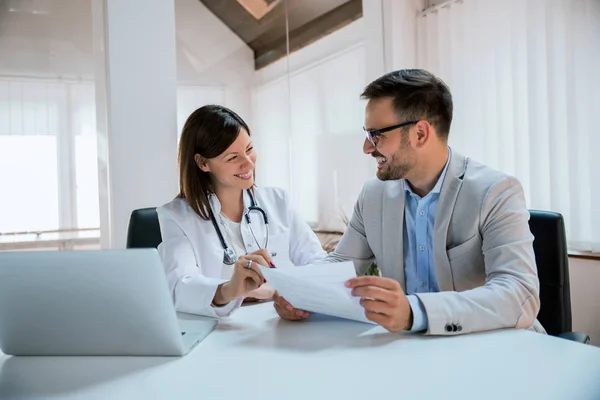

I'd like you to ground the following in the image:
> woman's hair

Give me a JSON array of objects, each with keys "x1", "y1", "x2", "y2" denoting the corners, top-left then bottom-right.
[{"x1": 178, "y1": 105, "x2": 251, "y2": 220}]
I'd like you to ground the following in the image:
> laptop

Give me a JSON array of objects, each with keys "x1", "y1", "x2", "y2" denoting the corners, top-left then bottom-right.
[{"x1": 0, "y1": 249, "x2": 217, "y2": 356}]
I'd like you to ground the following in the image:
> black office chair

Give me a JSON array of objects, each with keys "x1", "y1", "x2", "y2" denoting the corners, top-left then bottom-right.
[
  {"x1": 126, "y1": 207, "x2": 162, "y2": 249},
  {"x1": 528, "y1": 210, "x2": 590, "y2": 344}
]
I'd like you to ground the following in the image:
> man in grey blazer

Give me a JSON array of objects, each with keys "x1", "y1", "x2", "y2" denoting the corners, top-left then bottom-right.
[{"x1": 273, "y1": 69, "x2": 545, "y2": 336}]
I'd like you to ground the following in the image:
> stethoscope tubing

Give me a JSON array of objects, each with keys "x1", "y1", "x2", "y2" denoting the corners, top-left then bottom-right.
[{"x1": 209, "y1": 189, "x2": 269, "y2": 265}]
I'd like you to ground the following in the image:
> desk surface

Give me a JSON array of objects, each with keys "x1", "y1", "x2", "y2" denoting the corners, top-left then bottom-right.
[{"x1": 1, "y1": 302, "x2": 600, "y2": 400}]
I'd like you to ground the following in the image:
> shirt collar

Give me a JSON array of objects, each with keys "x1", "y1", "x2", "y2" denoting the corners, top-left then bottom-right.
[{"x1": 405, "y1": 147, "x2": 452, "y2": 198}]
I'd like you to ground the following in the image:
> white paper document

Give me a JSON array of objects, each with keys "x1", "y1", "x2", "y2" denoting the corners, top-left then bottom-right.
[{"x1": 259, "y1": 262, "x2": 375, "y2": 324}]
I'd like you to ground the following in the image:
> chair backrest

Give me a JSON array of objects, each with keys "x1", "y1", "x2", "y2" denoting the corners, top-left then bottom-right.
[
  {"x1": 528, "y1": 209, "x2": 572, "y2": 336},
  {"x1": 126, "y1": 208, "x2": 162, "y2": 249}
]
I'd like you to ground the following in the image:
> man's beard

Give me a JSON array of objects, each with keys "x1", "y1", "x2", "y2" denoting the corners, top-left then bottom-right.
[
  {"x1": 376, "y1": 153, "x2": 413, "y2": 181},
  {"x1": 373, "y1": 133, "x2": 415, "y2": 181}
]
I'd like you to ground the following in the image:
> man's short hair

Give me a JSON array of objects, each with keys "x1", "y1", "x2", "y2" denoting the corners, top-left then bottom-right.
[{"x1": 361, "y1": 69, "x2": 453, "y2": 140}]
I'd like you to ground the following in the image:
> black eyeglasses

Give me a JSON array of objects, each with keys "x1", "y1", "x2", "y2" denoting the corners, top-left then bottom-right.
[{"x1": 363, "y1": 120, "x2": 419, "y2": 146}]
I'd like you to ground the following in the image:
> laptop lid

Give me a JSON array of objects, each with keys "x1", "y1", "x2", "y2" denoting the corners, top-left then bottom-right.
[{"x1": 0, "y1": 249, "x2": 217, "y2": 356}]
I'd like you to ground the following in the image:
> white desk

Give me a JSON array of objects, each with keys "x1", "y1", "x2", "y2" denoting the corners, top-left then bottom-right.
[{"x1": 1, "y1": 302, "x2": 600, "y2": 400}]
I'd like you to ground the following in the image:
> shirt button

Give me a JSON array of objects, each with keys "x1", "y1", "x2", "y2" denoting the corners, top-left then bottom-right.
[
  {"x1": 419, "y1": 210, "x2": 425, "y2": 216},
  {"x1": 420, "y1": 281, "x2": 426, "y2": 287},
  {"x1": 247, "y1": 244, "x2": 252, "y2": 248},
  {"x1": 419, "y1": 245, "x2": 425, "y2": 251}
]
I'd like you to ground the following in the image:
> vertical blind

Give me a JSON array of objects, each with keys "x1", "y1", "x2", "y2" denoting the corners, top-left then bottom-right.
[{"x1": 417, "y1": 0, "x2": 600, "y2": 251}]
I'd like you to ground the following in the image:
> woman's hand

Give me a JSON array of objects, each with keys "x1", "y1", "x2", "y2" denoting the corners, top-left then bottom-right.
[
  {"x1": 213, "y1": 254, "x2": 268, "y2": 306},
  {"x1": 242, "y1": 249, "x2": 276, "y2": 302},
  {"x1": 248, "y1": 248, "x2": 276, "y2": 267}
]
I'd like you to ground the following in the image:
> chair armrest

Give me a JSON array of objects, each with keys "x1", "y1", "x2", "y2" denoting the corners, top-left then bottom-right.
[{"x1": 558, "y1": 332, "x2": 590, "y2": 344}]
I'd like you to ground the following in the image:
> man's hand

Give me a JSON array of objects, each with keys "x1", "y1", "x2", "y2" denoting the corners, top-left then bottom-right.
[
  {"x1": 273, "y1": 291, "x2": 310, "y2": 321},
  {"x1": 243, "y1": 282, "x2": 275, "y2": 303},
  {"x1": 345, "y1": 276, "x2": 412, "y2": 332}
]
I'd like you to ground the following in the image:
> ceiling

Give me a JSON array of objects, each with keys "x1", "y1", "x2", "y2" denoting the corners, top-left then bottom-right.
[{"x1": 199, "y1": 0, "x2": 362, "y2": 69}]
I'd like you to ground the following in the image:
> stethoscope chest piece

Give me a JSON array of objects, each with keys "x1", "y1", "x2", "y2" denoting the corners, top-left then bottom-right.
[{"x1": 223, "y1": 247, "x2": 237, "y2": 265}]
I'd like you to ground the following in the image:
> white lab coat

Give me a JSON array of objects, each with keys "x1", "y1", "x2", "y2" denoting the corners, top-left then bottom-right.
[{"x1": 156, "y1": 186, "x2": 327, "y2": 318}]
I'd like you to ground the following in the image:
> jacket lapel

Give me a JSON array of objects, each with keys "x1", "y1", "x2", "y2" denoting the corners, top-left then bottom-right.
[
  {"x1": 381, "y1": 180, "x2": 406, "y2": 291},
  {"x1": 433, "y1": 151, "x2": 468, "y2": 291}
]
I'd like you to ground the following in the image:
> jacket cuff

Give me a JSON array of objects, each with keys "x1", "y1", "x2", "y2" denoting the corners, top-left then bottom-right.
[
  {"x1": 175, "y1": 275, "x2": 243, "y2": 318},
  {"x1": 414, "y1": 292, "x2": 464, "y2": 335},
  {"x1": 406, "y1": 294, "x2": 428, "y2": 332}
]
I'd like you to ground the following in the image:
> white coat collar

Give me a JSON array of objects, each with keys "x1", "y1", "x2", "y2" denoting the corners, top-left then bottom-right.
[{"x1": 207, "y1": 188, "x2": 255, "y2": 219}]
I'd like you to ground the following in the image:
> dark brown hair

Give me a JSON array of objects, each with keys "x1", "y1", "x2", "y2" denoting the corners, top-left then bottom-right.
[
  {"x1": 178, "y1": 105, "x2": 251, "y2": 220},
  {"x1": 361, "y1": 69, "x2": 453, "y2": 140}
]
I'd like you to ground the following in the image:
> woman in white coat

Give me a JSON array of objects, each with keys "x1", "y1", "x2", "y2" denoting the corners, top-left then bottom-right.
[{"x1": 157, "y1": 105, "x2": 327, "y2": 318}]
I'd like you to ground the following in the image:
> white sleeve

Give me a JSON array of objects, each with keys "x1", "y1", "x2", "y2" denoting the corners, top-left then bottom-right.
[
  {"x1": 157, "y1": 207, "x2": 243, "y2": 318},
  {"x1": 285, "y1": 191, "x2": 328, "y2": 266}
]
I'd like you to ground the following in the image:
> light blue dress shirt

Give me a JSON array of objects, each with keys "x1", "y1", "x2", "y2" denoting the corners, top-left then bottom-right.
[{"x1": 405, "y1": 149, "x2": 451, "y2": 332}]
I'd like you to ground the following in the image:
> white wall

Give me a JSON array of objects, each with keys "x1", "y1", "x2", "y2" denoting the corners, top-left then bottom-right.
[
  {"x1": 252, "y1": 19, "x2": 372, "y2": 231},
  {"x1": 174, "y1": 0, "x2": 254, "y2": 126},
  {"x1": 0, "y1": 0, "x2": 95, "y2": 79},
  {"x1": 94, "y1": 0, "x2": 181, "y2": 248},
  {"x1": 569, "y1": 258, "x2": 600, "y2": 346}
]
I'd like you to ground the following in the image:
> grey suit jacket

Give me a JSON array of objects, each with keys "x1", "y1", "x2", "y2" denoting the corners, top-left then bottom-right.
[{"x1": 327, "y1": 151, "x2": 545, "y2": 335}]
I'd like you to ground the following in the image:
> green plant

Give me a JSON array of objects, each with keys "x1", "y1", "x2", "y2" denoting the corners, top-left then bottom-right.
[{"x1": 365, "y1": 262, "x2": 380, "y2": 276}]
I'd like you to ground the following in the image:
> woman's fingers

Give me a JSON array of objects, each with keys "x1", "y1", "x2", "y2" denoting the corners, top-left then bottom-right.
[
  {"x1": 243, "y1": 254, "x2": 269, "y2": 267},
  {"x1": 235, "y1": 257, "x2": 264, "y2": 290},
  {"x1": 249, "y1": 249, "x2": 275, "y2": 267},
  {"x1": 239, "y1": 255, "x2": 267, "y2": 281},
  {"x1": 243, "y1": 264, "x2": 263, "y2": 290}
]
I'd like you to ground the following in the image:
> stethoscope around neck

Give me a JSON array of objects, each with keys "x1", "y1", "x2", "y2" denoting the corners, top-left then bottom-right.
[{"x1": 208, "y1": 189, "x2": 269, "y2": 265}]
